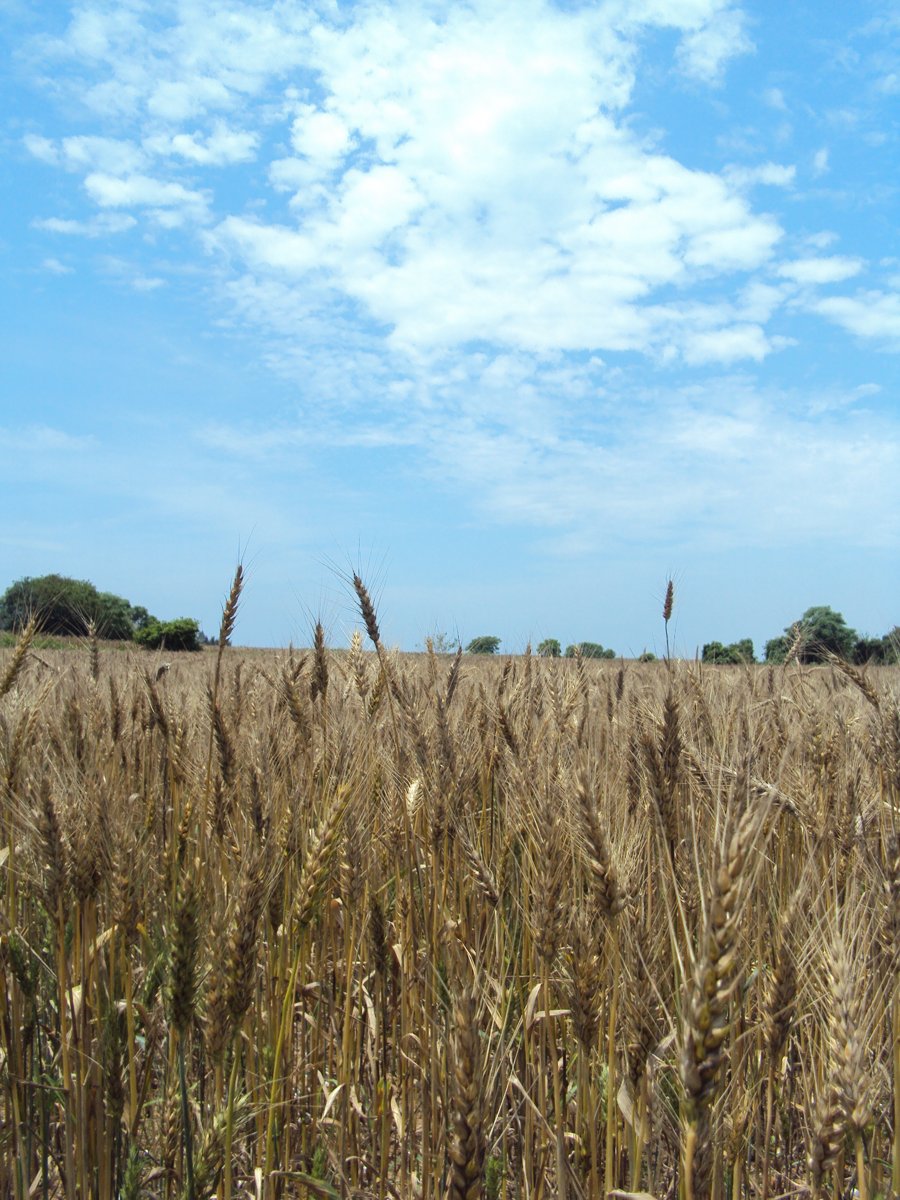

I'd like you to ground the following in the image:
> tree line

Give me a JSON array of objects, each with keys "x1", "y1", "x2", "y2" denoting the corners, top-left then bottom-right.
[
  {"x1": 3, "y1": 576, "x2": 896, "y2": 664},
  {"x1": 465, "y1": 605, "x2": 898, "y2": 664},
  {"x1": 0, "y1": 574, "x2": 206, "y2": 651}
]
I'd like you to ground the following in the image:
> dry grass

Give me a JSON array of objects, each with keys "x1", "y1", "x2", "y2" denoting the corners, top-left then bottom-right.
[{"x1": 0, "y1": 586, "x2": 898, "y2": 1200}]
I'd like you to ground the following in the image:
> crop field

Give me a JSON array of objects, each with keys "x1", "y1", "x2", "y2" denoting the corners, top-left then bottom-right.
[{"x1": 0, "y1": 576, "x2": 898, "y2": 1200}]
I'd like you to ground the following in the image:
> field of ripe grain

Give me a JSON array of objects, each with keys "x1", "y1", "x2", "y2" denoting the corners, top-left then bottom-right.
[{"x1": 1, "y1": 586, "x2": 898, "y2": 1200}]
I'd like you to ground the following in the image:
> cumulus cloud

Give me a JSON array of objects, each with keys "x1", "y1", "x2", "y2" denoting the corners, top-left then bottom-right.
[{"x1": 26, "y1": 1, "x2": 776, "y2": 372}]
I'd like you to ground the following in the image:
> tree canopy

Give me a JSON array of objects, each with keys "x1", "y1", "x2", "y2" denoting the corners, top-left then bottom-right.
[
  {"x1": 134, "y1": 618, "x2": 202, "y2": 652},
  {"x1": 0, "y1": 574, "x2": 202, "y2": 646},
  {"x1": 536, "y1": 638, "x2": 561, "y2": 658},
  {"x1": 765, "y1": 606, "x2": 857, "y2": 663},
  {"x1": 702, "y1": 639, "x2": 755, "y2": 665},
  {"x1": 466, "y1": 636, "x2": 500, "y2": 655},
  {"x1": 0, "y1": 574, "x2": 147, "y2": 639}
]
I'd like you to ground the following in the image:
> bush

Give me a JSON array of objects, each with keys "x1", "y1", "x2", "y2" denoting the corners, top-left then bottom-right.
[
  {"x1": 537, "y1": 638, "x2": 561, "y2": 658},
  {"x1": 134, "y1": 618, "x2": 202, "y2": 652}
]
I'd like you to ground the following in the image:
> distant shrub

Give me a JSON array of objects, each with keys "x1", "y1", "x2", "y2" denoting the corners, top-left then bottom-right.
[{"x1": 134, "y1": 618, "x2": 202, "y2": 652}]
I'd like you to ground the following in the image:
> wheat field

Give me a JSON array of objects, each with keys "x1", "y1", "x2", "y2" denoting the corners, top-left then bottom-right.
[{"x1": 0, "y1": 573, "x2": 898, "y2": 1200}]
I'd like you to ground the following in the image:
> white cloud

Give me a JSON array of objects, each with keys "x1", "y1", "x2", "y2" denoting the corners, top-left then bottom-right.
[
  {"x1": 131, "y1": 275, "x2": 166, "y2": 291},
  {"x1": 145, "y1": 123, "x2": 259, "y2": 165},
  {"x1": 290, "y1": 107, "x2": 353, "y2": 165},
  {"x1": 210, "y1": 45, "x2": 784, "y2": 362},
  {"x1": 762, "y1": 86, "x2": 787, "y2": 110},
  {"x1": 415, "y1": 372, "x2": 900, "y2": 549},
  {"x1": 674, "y1": 6, "x2": 753, "y2": 83},
  {"x1": 777, "y1": 256, "x2": 863, "y2": 284},
  {"x1": 725, "y1": 162, "x2": 795, "y2": 189},
  {"x1": 33, "y1": 213, "x2": 137, "y2": 236},
  {"x1": 41, "y1": 257, "x2": 72, "y2": 274},
  {"x1": 804, "y1": 230, "x2": 838, "y2": 250},
  {"x1": 682, "y1": 323, "x2": 771, "y2": 364},
  {"x1": 84, "y1": 172, "x2": 208, "y2": 215},
  {"x1": 61, "y1": 135, "x2": 145, "y2": 174},
  {"x1": 24, "y1": 133, "x2": 58, "y2": 164},
  {"x1": 812, "y1": 147, "x2": 830, "y2": 176},
  {"x1": 208, "y1": 217, "x2": 317, "y2": 273},
  {"x1": 31, "y1": 0, "x2": 898, "y2": 380},
  {"x1": 813, "y1": 291, "x2": 900, "y2": 344},
  {"x1": 147, "y1": 77, "x2": 232, "y2": 121}
]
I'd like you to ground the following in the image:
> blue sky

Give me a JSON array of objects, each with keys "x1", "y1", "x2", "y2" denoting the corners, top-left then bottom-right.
[{"x1": 2, "y1": 0, "x2": 898, "y2": 655}]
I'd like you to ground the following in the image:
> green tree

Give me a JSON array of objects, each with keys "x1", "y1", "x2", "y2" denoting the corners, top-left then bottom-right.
[
  {"x1": 466, "y1": 635, "x2": 500, "y2": 655},
  {"x1": 881, "y1": 627, "x2": 900, "y2": 663},
  {"x1": 702, "y1": 641, "x2": 735, "y2": 664},
  {"x1": 0, "y1": 574, "x2": 146, "y2": 639},
  {"x1": 852, "y1": 628, "x2": 900, "y2": 664},
  {"x1": 702, "y1": 639, "x2": 755, "y2": 665},
  {"x1": 799, "y1": 606, "x2": 856, "y2": 660},
  {"x1": 766, "y1": 607, "x2": 857, "y2": 663},
  {"x1": 764, "y1": 635, "x2": 789, "y2": 663},
  {"x1": 537, "y1": 638, "x2": 561, "y2": 658},
  {"x1": 565, "y1": 642, "x2": 614, "y2": 659},
  {"x1": 134, "y1": 618, "x2": 202, "y2": 652}
]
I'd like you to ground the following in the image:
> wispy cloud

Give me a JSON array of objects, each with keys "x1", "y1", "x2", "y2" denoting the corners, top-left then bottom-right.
[
  {"x1": 33, "y1": 213, "x2": 137, "y2": 236},
  {"x1": 41, "y1": 256, "x2": 73, "y2": 275},
  {"x1": 0, "y1": 425, "x2": 95, "y2": 452}
]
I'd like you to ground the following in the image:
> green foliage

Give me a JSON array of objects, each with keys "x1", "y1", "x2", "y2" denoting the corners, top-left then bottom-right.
[
  {"x1": 134, "y1": 618, "x2": 202, "y2": 652},
  {"x1": 702, "y1": 639, "x2": 755, "y2": 665},
  {"x1": 536, "y1": 638, "x2": 561, "y2": 658},
  {"x1": 767, "y1": 606, "x2": 857, "y2": 663},
  {"x1": 638, "y1": 651, "x2": 657, "y2": 662},
  {"x1": 852, "y1": 628, "x2": 900, "y2": 664},
  {"x1": 0, "y1": 574, "x2": 155, "y2": 640},
  {"x1": 485, "y1": 1152, "x2": 504, "y2": 1200},
  {"x1": 465, "y1": 635, "x2": 500, "y2": 655},
  {"x1": 798, "y1": 606, "x2": 857, "y2": 661},
  {"x1": 0, "y1": 631, "x2": 68, "y2": 650},
  {"x1": 764, "y1": 635, "x2": 788, "y2": 663},
  {"x1": 565, "y1": 642, "x2": 615, "y2": 659}
]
